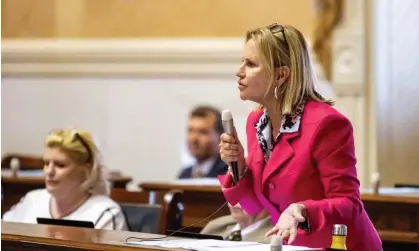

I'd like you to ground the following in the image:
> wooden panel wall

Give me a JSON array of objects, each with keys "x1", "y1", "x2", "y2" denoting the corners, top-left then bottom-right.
[{"x1": 2, "y1": 0, "x2": 314, "y2": 38}]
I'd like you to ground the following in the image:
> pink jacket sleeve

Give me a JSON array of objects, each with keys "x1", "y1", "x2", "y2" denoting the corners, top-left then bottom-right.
[
  {"x1": 218, "y1": 164, "x2": 264, "y2": 215},
  {"x1": 217, "y1": 111, "x2": 264, "y2": 215},
  {"x1": 299, "y1": 114, "x2": 363, "y2": 232}
]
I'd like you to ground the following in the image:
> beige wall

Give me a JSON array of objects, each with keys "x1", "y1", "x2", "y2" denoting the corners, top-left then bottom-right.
[
  {"x1": 2, "y1": 0, "x2": 314, "y2": 38},
  {"x1": 1, "y1": 38, "x2": 337, "y2": 188},
  {"x1": 374, "y1": 0, "x2": 419, "y2": 186}
]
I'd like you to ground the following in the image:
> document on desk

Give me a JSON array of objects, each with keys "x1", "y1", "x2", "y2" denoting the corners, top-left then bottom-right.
[
  {"x1": 361, "y1": 187, "x2": 419, "y2": 196},
  {"x1": 170, "y1": 178, "x2": 221, "y2": 186},
  {"x1": 126, "y1": 239, "x2": 321, "y2": 250}
]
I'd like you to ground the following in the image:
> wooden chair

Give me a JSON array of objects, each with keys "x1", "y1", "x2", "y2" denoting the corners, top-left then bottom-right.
[
  {"x1": 110, "y1": 188, "x2": 150, "y2": 203},
  {"x1": 110, "y1": 189, "x2": 182, "y2": 234}
]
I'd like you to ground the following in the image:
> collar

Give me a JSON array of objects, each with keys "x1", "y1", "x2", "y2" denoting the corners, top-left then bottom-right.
[
  {"x1": 193, "y1": 156, "x2": 217, "y2": 176},
  {"x1": 253, "y1": 101, "x2": 305, "y2": 162},
  {"x1": 231, "y1": 217, "x2": 271, "y2": 238},
  {"x1": 254, "y1": 101, "x2": 305, "y2": 135}
]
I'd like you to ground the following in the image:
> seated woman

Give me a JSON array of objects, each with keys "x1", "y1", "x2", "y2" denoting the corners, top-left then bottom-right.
[{"x1": 3, "y1": 129, "x2": 128, "y2": 230}]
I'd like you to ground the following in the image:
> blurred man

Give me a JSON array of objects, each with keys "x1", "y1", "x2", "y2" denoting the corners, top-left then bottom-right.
[
  {"x1": 201, "y1": 204, "x2": 272, "y2": 243},
  {"x1": 178, "y1": 106, "x2": 228, "y2": 179}
]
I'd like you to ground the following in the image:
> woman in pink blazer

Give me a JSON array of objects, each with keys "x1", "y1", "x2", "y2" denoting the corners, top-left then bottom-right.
[{"x1": 218, "y1": 23, "x2": 382, "y2": 251}]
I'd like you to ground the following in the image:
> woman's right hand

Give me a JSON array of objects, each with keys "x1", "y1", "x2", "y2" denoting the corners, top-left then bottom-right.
[{"x1": 219, "y1": 128, "x2": 246, "y2": 175}]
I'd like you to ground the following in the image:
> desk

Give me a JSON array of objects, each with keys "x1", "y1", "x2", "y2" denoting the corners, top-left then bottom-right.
[
  {"x1": 140, "y1": 181, "x2": 419, "y2": 250},
  {"x1": 1, "y1": 176, "x2": 132, "y2": 214},
  {"x1": 140, "y1": 180, "x2": 229, "y2": 232},
  {"x1": 361, "y1": 189, "x2": 419, "y2": 251},
  {"x1": 1, "y1": 221, "x2": 180, "y2": 251}
]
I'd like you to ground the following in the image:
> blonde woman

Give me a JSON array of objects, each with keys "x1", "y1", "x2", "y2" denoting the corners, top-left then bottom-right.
[
  {"x1": 3, "y1": 129, "x2": 127, "y2": 231},
  {"x1": 218, "y1": 23, "x2": 381, "y2": 250}
]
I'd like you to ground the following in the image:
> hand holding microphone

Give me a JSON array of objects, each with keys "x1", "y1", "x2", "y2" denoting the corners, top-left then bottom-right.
[{"x1": 220, "y1": 110, "x2": 246, "y2": 183}]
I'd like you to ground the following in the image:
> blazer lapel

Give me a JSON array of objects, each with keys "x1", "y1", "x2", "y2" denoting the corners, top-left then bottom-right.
[
  {"x1": 249, "y1": 143, "x2": 265, "y2": 193},
  {"x1": 260, "y1": 103, "x2": 305, "y2": 187},
  {"x1": 262, "y1": 131, "x2": 300, "y2": 186},
  {"x1": 250, "y1": 102, "x2": 306, "y2": 189}
]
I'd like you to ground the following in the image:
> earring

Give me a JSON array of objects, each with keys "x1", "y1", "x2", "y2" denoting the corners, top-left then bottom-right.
[{"x1": 274, "y1": 86, "x2": 279, "y2": 99}]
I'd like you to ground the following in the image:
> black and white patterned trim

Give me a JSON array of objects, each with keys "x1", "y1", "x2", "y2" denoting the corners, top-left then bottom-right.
[{"x1": 254, "y1": 101, "x2": 306, "y2": 163}]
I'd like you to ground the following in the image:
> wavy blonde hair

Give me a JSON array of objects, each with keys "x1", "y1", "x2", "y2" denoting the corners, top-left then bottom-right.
[
  {"x1": 245, "y1": 23, "x2": 334, "y2": 114},
  {"x1": 45, "y1": 129, "x2": 110, "y2": 196}
]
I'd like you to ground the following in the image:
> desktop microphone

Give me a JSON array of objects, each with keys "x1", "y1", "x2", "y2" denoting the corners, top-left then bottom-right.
[
  {"x1": 371, "y1": 172, "x2": 380, "y2": 195},
  {"x1": 221, "y1": 110, "x2": 239, "y2": 184},
  {"x1": 270, "y1": 235, "x2": 283, "y2": 251}
]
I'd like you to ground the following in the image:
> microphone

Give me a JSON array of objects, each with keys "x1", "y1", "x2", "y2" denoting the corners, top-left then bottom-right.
[
  {"x1": 270, "y1": 235, "x2": 283, "y2": 251},
  {"x1": 222, "y1": 110, "x2": 239, "y2": 185},
  {"x1": 371, "y1": 172, "x2": 380, "y2": 195}
]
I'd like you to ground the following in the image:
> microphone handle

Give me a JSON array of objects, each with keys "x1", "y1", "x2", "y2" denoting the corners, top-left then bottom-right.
[{"x1": 231, "y1": 162, "x2": 239, "y2": 185}]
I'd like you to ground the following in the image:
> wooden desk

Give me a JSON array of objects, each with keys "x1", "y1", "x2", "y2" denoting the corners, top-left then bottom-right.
[
  {"x1": 361, "y1": 190, "x2": 419, "y2": 251},
  {"x1": 140, "y1": 182, "x2": 419, "y2": 250},
  {"x1": 1, "y1": 176, "x2": 132, "y2": 214},
  {"x1": 1, "y1": 221, "x2": 180, "y2": 251},
  {"x1": 139, "y1": 181, "x2": 229, "y2": 232},
  {"x1": 2, "y1": 175, "x2": 132, "y2": 188}
]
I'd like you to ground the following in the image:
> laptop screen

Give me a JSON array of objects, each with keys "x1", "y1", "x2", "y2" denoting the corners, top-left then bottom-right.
[
  {"x1": 165, "y1": 230, "x2": 223, "y2": 240},
  {"x1": 36, "y1": 217, "x2": 95, "y2": 228}
]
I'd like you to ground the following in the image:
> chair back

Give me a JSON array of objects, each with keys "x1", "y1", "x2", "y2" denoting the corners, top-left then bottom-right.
[
  {"x1": 110, "y1": 188, "x2": 183, "y2": 234},
  {"x1": 120, "y1": 203, "x2": 162, "y2": 233}
]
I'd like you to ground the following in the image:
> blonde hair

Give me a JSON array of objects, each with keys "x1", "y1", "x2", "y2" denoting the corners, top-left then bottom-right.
[
  {"x1": 245, "y1": 23, "x2": 334, "y2": 114},
  {"x1": 45, "y1": 129, "x2": 110, "y2": 196}
]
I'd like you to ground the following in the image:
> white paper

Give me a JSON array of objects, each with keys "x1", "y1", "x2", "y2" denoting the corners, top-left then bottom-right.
[
  {"x1": 126, "y1": 238, "x2": 321, "y2": 251},
  {"x1": 169, "y1": 178, "x2": 221, "y2": 186},
  {"x1": 361, "y1": 187, "x2": 419, "y2": 196}
]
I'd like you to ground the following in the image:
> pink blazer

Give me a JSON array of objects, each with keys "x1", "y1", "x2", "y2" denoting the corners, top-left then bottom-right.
[{"x1": 218, "y1": 100, "x2": 382, "y2": 251}]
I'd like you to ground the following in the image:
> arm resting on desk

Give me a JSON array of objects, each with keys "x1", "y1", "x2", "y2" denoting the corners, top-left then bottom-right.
[{"x1": 299, "y1": 115, "x2": 363, "y2": 232}]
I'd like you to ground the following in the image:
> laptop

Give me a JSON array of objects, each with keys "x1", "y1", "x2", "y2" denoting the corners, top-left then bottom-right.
[
  {"x1": 36, "y1": 217, "x2": 95, "y2": 228},
  {"x1": 165, "y1": 230, "x2": 223, "y2": 240}
]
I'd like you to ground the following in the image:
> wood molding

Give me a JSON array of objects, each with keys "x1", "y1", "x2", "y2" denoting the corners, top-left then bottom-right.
[
  {"x1": 2, "y1": 38, "x2": 355, "y2": 99},
  {"x1": 1, "y1": 39, "x2": 243, "y2": 78},
  {"x1": 2, "y1": 38, "x2": 329, "y2": 78},
  {"x1": 1, "y1": 0, "x2": 314, "y2": 38}
]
